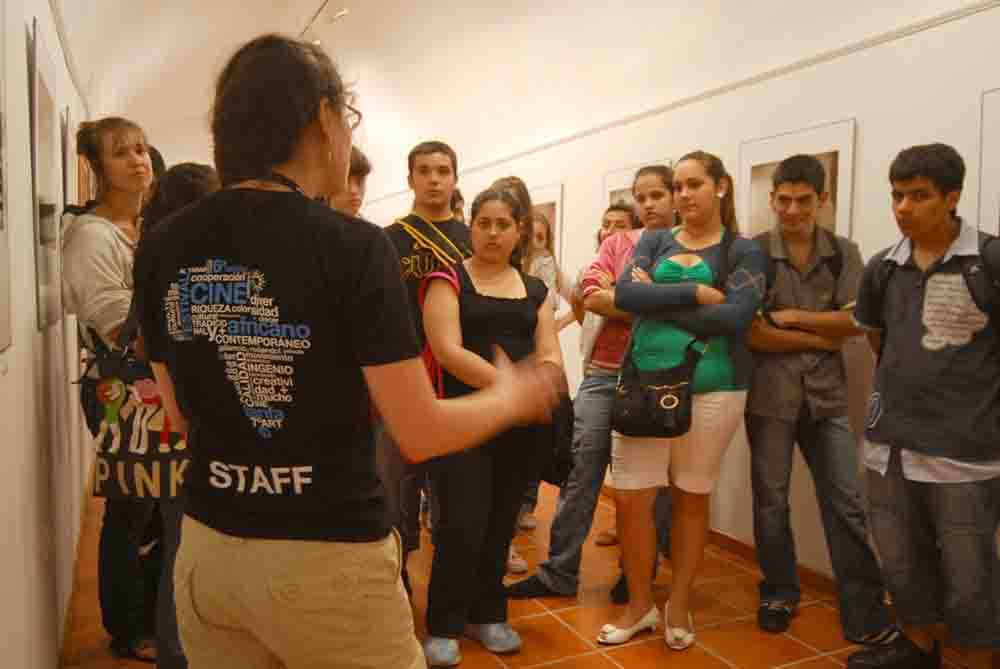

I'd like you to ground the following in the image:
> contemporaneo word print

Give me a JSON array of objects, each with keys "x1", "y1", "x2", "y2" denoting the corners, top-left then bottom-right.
[{"x1": 164, "y1": 258, "x2": 312, "y2": 439}]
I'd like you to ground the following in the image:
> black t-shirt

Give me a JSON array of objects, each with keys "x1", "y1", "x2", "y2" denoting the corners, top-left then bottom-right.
[
  {"x1": 442, "y1": 263, "x2": 548, "y2": 398},
  {"x1": 134, "y1": 190, "x2": 420, "y2": 541},
  {"x1": 385, "y1": 213, "x2": 471, "y2": 346}
]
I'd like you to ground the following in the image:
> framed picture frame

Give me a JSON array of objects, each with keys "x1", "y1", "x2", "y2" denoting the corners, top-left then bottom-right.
[
  {"x1": 978, "y1": 88, "x2": 1000, "y2": 236},
  {"x1": 738, "y1": 118, "x2": 856, "y2": 239},
  {"x1": 0, "y1": 0, "x2": 11, "y2": 352},
  {"x1": 603, "y1": 159, "x2": 672, "y2": 209},
  {"x1": 528, "y1": 182, "x2": 564, "y2": 265},
  {"x1": 28, "y1": 17, "x2": 63, "y2": 329}
]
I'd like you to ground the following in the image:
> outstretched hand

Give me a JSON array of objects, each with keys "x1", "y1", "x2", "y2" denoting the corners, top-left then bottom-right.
[{"x1": 493, "y1": 346, "x2": 565, "y2": 426}]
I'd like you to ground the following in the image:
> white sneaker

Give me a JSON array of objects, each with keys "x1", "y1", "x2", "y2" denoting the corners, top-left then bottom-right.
[{"x1": 507, "y1": 546, "x2": 528, "y2": 574}]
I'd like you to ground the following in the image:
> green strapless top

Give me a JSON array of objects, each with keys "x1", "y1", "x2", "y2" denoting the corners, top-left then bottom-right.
[{"x1": 631, "y1": 258, "x2": 736, "y2": 393}]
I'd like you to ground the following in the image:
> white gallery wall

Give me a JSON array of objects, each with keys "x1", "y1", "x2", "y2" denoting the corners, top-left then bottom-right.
[
  {"x1": 365, "y1": 5, "x2": 1000, "y2": 576},
  {"x1": 1, "y1": 1, "x2": 90, "y2": 667}
]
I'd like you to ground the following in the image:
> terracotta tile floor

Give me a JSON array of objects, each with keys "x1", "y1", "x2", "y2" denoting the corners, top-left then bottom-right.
[{"x1": 62, "y1": 486, "x2": 971, "y2": 668}]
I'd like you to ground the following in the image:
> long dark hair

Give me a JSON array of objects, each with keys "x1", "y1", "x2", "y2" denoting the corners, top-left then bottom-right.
[
  {"x1": 469, "y1": 188, "x2": 523, "y2": 266},
  {"x1": 212, "y1": 34, "x2": 347, "y2": 186}
]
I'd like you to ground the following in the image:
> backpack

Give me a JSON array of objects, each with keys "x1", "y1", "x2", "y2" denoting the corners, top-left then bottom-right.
[
  {"x1": 757, "y1": 227, "x2": 843, "y2": 301},
  {"x1": 867, "y1": 231, "x2": 1000, "y2": 354}
]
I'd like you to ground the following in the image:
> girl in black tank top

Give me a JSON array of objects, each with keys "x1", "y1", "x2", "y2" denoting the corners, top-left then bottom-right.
[{"x1": 421, "y1": 188, "x2": 565, "y2": 662}]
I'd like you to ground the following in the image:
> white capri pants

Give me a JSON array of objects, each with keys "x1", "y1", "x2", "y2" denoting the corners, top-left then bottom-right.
[{"x1": 611, "y1": 391, "x2": 747, "y2": 494}]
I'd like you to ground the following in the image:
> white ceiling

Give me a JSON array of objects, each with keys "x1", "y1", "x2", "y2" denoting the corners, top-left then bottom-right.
[{"x1": 54, "y1": 0, "x2": 981, "y2": 199}]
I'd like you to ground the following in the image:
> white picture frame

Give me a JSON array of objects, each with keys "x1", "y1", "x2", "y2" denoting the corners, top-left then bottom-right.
[
  {"x1": 29, "y1": 18, "x2": 63, "y2": 329},
  {"x1": 738, "y1": 119, "x2": 856, "y2": 239},
  {"x1": 528, "y1": 182, "x2": 564, "y2": 264},
  {"x1": 603, "y1": 159, "x2": 672, "y2": 209},
  {"x1": 978, "y1": 88, "x2": 1000, "y2": 236}
]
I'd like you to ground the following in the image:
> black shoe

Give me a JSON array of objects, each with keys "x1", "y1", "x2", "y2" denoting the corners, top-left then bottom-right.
[
  {"x1": 849, "y1": 625, "x2": 902, "y2": 647},
  {"x1": 847, "y1": 637, "x2": 941, "y2": 668},
  {"x1": 505, "y1": 575, "x2": 571, "y2": 599},
  {"x1": 757, "y1": 601, "x2": 796, "y2": 633},
  {"x1": 610, "y1": 574, "x2": 630, "y2": 604}
]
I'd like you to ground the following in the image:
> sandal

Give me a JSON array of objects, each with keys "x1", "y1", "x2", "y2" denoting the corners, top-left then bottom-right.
[{"x1": 664, "y1": 600, "x2": 695, "y2": 651}]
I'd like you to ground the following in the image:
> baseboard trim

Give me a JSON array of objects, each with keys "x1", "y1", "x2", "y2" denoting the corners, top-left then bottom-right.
[
  {"x1": 599, "y1": 485, "x2": 837, "y2": 597},
  {"x1": 707, "y1": 530, "x2": 837, "y2": 596}
]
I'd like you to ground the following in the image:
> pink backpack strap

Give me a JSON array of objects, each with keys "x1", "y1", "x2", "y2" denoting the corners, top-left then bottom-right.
[
  {"x1": 418, "y1": 264, "x2": 461, "y2": 397},
  {"x1": 418, "y1": 264, "x2": 461, "y2": 307}
]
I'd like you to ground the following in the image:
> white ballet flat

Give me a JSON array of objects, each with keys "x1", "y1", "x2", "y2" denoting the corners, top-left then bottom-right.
[
  {"x1": 664, "y1": 600, "x2": 695, "y2": 651},
  {"x1": 597, "y1": 606, "x2": 659, "y2": 645}
]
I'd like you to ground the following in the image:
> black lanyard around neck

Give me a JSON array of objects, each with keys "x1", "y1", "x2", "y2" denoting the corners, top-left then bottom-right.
[{"x1": 263, "y1": 171, "x2": 306, "y2": 197}]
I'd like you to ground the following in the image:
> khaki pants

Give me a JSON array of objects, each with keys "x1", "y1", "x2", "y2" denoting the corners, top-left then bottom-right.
[{"x1": 174, "y1": 516, "x2": 425, "y2": 668}]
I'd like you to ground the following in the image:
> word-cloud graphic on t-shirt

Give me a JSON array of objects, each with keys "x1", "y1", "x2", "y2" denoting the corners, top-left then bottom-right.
[{"x1": 164, "y1": 258, "x2": 312, "y2": 438}]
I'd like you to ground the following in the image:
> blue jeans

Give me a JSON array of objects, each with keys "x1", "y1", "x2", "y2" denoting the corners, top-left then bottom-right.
[
  {"x1": 538, "y1": 371, "x2": 671, "y2": 594},
  {"x1": 746, "y1": 413, "x2": 890, "y2": 640},
  {"x1": 866, "y1": 449, "x2": 1000, "y2": 648}
]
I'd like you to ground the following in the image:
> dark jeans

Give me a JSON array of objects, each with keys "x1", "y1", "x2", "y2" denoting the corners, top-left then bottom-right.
[
  {"x1": 99, "y1": 498, "x2": 158, "y2": 644},
  {"x1": 867, "y1": 449, "x2": 1000, "y2": 648},
  {"x1": 426, "y1": 428, "x2": 539, "y2": 637},
  {"x1": 746, "y1": 412, "x2": 890, "y2": 640},
  {"x1": 157, "y1": 498, "x2": 187, "y2": 669},
  {"x1": 375, "y1": 421, "x2": 423, "y2": 554}
]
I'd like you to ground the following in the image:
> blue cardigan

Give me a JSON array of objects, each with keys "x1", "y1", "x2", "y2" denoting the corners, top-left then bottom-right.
[{"x1": 614, "y1": 228, "x2": 769, "y2": 390}]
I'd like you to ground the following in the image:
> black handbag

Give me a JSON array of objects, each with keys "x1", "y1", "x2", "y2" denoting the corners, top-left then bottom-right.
[
  {"x1": 611, "y1": 338, "x2": 704, "y2": 438},
  {"x1": 539, "y1": 394, "x2": 574, "y2": 487}
]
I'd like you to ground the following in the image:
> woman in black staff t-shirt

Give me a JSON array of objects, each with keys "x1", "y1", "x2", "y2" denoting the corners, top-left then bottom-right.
[{"x1": 133, "y1": 34, "x2": 562, "y2": 669}]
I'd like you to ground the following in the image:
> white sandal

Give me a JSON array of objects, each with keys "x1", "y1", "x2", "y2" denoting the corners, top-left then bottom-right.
[
  {"x1": 597, "y1": 606, "x2": 659, "y2": 645},
  {"x1": 664, "y1": 600, "x2": 695, "y2": 651}
]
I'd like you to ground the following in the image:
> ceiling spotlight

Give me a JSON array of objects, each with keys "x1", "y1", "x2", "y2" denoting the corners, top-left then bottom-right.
[{"x1": 329, "y1": 8, "x2": 349, "y2": 22}]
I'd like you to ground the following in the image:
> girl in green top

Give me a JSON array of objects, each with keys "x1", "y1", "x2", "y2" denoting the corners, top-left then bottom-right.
[{"x1": 598, "y1": 151, "x2": 767, "y2": 652}]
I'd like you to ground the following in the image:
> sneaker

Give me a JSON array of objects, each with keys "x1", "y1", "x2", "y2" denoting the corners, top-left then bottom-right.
[
  {"x1": 423, "y1": 637, "x2": 461, "y2": 667},
  {"x1": 465, "y1": 622, "x2": 522, "y2": 654},
  {"x1": 507, "y1": 546, "x2": 528, "y2": 574},
  {"x1": 517, "y1": 504, "x2": 538, "y2": 530},
  {"x1": 757, "y1": 600, "x2": 796, "y2": 633},
  {"x1": 847, "y1": 637, "x2": 941, "y2": 668},
  {"x1": 505, "y1": 574, "x2": 572, "y2": 599}
]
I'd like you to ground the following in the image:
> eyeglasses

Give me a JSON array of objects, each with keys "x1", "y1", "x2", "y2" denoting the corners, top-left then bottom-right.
[{"x1": 344, "y1": 103, "x2": 362, "y2": 130}]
